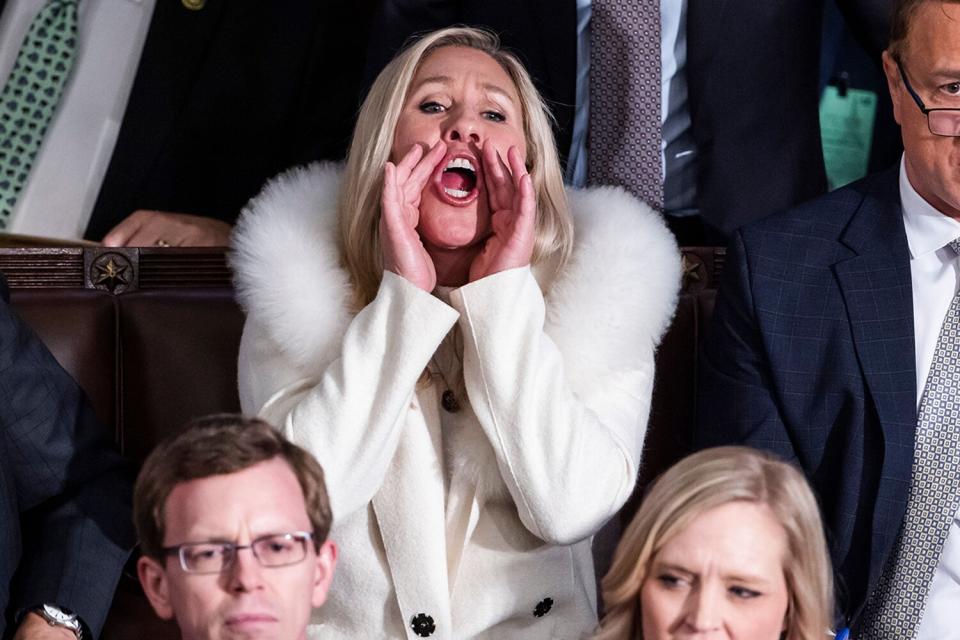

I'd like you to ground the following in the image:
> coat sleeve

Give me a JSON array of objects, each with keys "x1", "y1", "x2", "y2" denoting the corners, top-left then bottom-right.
[
  {"x1": 238, "y1": 271, "x2": 459, "y2": 519},
  {"x1": 695, "y1": 230, "x2": 798, "y2": 462},
  {"x1": 448, "y1": 267, "x2": 657, "y2": 545},
  {"x1": 0, "y1": 280, "x2": 134, "y2": 638}
]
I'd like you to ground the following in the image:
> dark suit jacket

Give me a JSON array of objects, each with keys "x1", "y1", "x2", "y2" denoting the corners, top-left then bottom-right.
[
  {"x1": 362, "y1": 0, "x2": 577, "y2": 166},
  {"x1": 696, "y1": 166, "x2": 915, "y2": 629},
  {"x1": 0, "y1": 276, "x2": 134, "y2": 638},
  {"x1": 686, "y1": 0, "x2": 892, "y2": 235},
  {"x1": 0, "y1": 0, "x2": 375, "y2": 241}
]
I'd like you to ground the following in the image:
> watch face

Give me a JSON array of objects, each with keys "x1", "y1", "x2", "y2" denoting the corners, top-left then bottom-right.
[{"x1": 41, "y1": 605, "x2": 80, "y2": 629}]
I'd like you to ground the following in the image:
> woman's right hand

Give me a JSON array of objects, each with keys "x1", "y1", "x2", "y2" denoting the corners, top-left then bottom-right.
[{"x1": 380, "y1": 141, "x2": 447, "y2": 292}]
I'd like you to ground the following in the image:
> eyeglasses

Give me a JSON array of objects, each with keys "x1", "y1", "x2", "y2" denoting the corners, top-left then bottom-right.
[
  {"x1": 161, "y1": 532, "x2": 316, "y2": 574},
  {"x1": 895, "y1": 59, "x2": 960, "y2": 137}
]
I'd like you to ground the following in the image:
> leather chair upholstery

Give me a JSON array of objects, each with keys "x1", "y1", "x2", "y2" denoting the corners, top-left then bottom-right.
[
  {"x1": 117, "y1": 290, "x2": 244, "y2": 464},
  {"x1": 12, "y1": 291, "x2": 118, "y2": 432}
]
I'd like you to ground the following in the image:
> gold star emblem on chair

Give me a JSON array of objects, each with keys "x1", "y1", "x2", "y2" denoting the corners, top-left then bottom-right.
[{"x1": 93, "y1": 257, "x2": 129, "y2": 292}]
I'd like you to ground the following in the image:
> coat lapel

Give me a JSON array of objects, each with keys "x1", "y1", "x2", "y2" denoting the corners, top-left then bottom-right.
[
  {"x1": 832, "y1": 169, "x2": 917, "y2": 595},
  {"x1": 89, "y1": 0, "x2": 226, "y2": 233},
  {"x1": 372, "y1": 392, "x2": 452, "y2": 639},
  {"x1": 687, "y1": 0, "x2": 729, "y2": 57}
]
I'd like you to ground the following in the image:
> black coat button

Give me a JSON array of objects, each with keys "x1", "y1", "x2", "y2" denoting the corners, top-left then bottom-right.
[
  {"x1": 441, "y1": 389, "x2": 460, "y2": 412},
  {"x1": 533, "y1": 597, "x2": 553, "y2": 617},
  {"x1": 411, "y1": 613, "x2": 436, "y2": 637}
]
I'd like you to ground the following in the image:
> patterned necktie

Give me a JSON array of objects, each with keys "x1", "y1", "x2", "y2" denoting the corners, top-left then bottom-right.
[
  {"x1": 859, "y1": 238, "x2": 960, "y2": 638},
  {"x1": 0, "y1": 0, "x2": 79, "y2": 229},
  {"x1": 588, "y1": 0, "x2": 662, "y2": 209}
]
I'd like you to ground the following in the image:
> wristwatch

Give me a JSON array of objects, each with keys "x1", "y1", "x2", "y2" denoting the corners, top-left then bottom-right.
[{"x1": 32, "y1": 604, "x2": 83, "y2": 640}]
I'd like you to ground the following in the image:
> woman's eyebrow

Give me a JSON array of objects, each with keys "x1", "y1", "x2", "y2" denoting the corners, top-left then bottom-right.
[
  {"x1": 412, "y1": 75, "x2": 452, "y2": 89},
  {"x1": 651, "y1": 561, "x2": 695, "y2": 577},
  {"x1": 653, "y1": 559, "x2": 772, "y2": 586},
  {"x1": 721, "y1": 571, "x2": 770, "y2": 585},
  {"x1": 483, "y1": 84, "x2": 517, "y2": 106}
]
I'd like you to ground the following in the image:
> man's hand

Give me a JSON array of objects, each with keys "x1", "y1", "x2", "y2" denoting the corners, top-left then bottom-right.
[
  {"x1": 102, "y1": 210, "x2": 232, "y2": 247},
  {"x1": 13, "y1": 612, "x2": 78, "y2": 640}
]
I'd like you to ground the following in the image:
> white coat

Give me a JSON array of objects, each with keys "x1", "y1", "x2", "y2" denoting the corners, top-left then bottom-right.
[{"x1": 231, "y1": 163, "x2": 680, "y2": 639}]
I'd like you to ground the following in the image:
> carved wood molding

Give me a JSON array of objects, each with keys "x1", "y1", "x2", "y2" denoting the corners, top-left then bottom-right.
[
  {"x1": 0, "y1": 245, "x2": 725, "y2": 294},
  {"x1": 0, "y1": 248, "x2": 233, "y2": 292}
]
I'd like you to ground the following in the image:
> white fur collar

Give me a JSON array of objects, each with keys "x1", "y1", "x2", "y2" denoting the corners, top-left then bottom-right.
[
  {"x1": 233, "y1": 162, "x2": 679, "y2": 379},
  {"x1": 233, "y1": 162, "x2": 680, "y2": 503},
  {"x1": 232, "y1": 163, "x2": 354, "y2": 372}
]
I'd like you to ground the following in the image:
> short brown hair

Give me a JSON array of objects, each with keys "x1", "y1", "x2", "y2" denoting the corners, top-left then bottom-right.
[
  {"x1": 134, "y1": 414, "x2": 332, "y2": 559},
  {"x1": 889, "y1": 0, "x2": 960, "y2": 58}
]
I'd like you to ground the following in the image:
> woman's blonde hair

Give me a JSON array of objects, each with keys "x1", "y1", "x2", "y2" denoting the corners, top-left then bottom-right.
[
  {"x1": 595, "y1": 446, "x2": 834, "y2": 640},
  {"x1": 339, "y1": 26, "x2": 573, "y2": 309}
]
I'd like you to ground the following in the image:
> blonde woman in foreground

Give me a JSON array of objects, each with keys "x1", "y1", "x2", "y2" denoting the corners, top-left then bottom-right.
[
  {"x1": 232, "y1": 26, "x2": 679, "y2": 640},
  {"x1": 595, "y1": 447, "x2": 835, "y2": 640}
]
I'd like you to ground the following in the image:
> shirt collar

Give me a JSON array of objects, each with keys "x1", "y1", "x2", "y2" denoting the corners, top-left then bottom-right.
[{"x1": 900, "y1": 155, "x2": 960, "y2": 259}]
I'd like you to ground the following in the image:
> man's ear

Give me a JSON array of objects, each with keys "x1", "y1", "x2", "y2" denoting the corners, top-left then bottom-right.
[
  {"x1": 138, "y1": 555, "x2": 175, "y2": 620},
  {"x1": 882, "y1": 50, "x2": 904, "y2": 125},
  {"x1": 310, "y1": 540, "x2": 339, "y2": 608}
]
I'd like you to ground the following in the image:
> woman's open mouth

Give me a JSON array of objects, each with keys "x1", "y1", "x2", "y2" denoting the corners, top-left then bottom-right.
[{"x1": 433, "y1": 154, "x2": 482, "y2": 206}]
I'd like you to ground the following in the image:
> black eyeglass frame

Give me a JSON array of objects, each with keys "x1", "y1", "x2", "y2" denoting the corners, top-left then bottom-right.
[
  {"x1": 160, "y1": 531, "x2": 317, "y2": 574},
  {"x1": 895, "y1": 58, "x2": 960, "y2": 137}
]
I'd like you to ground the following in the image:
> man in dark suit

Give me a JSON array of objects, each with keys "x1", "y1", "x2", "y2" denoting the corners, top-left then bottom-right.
[
  {"x1": 0, "y1": 0, "x2": 373, "y2": 246},
  {"x1": 684, "y1": 0, "x2": 892, "y2": 236},
  {"x1": 697, "y1": 0, "x2": 960, "y2": 633},
  {"x1": 0, "y1": 274, "x2": 134, "y2": 638}
]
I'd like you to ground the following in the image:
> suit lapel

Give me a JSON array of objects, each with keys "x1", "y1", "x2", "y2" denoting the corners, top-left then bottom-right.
[
  {"x1": 832, "y1": 169, "x2": 917, "y2": 595},
  {"x1": 88, "y1": 0, "x2": 227, "y2": 234},
  {"x1": 372, "y1": 392, "x2": 452, "y2": 639}
]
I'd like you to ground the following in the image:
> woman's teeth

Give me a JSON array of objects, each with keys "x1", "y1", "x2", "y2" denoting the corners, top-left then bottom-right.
[
  {"x1": 441, "y1": 157, "x2": 478, "y2": 199},
  {"x1": 446, "y1": 157, "x2": 476, "y2": 172}
]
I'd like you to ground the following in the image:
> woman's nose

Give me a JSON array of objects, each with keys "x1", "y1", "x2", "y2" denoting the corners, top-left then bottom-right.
[
  {"x1": 685, "y1": 586, "x2": 722, "y2": 633},
  {"x1": 443, "y1": 111, "x2": 481, "y2": 144}
]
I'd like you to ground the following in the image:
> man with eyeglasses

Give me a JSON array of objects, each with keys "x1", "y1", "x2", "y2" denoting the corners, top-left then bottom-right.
[
  {"x1": 135, "y1": 415, "x2": 337, "y2": 640},
  {"x1": 696, "y1": 0, "x2": 960, "y2": 636}
]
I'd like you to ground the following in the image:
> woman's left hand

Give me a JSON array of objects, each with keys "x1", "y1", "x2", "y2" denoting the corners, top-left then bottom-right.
[{"x1": 468, "y1": 142, "x2": 536, "y2": 282}]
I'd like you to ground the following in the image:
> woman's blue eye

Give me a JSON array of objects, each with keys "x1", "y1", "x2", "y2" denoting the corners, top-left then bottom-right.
[
  {"x1": 483, "y1": 111, "x2": 506, "y2": 122},
  {"x1": 729, "y1": 586, "x2": 762, "y2": 599},
  {"x1": 419, "y1": 102, "x2": 445, "y2": 114},
  {"x1": 656, "y1": 573, "x2": 683, "y2": 588}
]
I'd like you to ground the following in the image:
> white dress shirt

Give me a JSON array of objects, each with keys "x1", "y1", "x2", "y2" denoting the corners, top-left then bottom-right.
[
  {"x1": 564, "y1": 0, "x2": 591, "y2": 188},
  {"x1": 660, "y1": 0, "x2": 697, "y2": 216},
  {"x1": 0, "y1": 0, "x2": 154, "y2": 239},
  {"x1": 900, "y1": 156, "x2": 960, "y2": 639}
]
